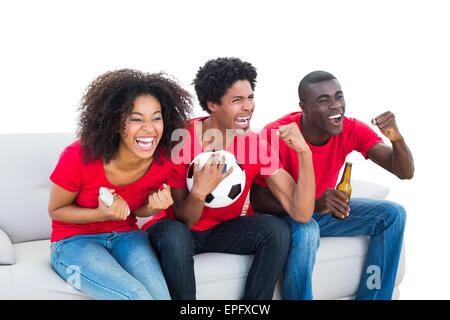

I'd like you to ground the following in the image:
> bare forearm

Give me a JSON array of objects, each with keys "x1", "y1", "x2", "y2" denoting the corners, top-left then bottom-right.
[
  {"x1": 391, "y1": 136, "x2": 414, "y2": 179},
  {"x1": 289, "y1": 151, "x2": 315, "y2": 222},
  {"x1": 133, "y1": 205, "x2": 157, "y2": 218},
  {"x1": 174, "y1": 191, "x2": 205, "y2": 228},
  {"x1": 49, "y1": 204, "x2": 104, "y2": 224}
]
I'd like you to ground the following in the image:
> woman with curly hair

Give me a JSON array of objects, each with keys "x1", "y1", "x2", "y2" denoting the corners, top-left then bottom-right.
[{"x1": 48, "y1": 69, "x2": 192, "y2": 299}]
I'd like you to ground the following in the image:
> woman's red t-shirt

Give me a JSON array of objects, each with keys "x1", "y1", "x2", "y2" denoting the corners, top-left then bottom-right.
[{"x1": 50, "y1": 140, "x2": 172, "y2": 242}]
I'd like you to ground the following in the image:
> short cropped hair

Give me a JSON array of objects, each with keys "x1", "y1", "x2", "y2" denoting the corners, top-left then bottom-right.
[
  {"x1": 298, "y1": 70, "x2": 337, "y2": 101},
  {"x1": 193, "y1": 57, "x2": 257, "y2": 113}
]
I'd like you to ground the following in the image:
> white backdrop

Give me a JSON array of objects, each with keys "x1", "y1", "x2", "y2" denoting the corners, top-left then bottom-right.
[{"x1": 1, "y1": 0, "x2": 449, "y2": 299}]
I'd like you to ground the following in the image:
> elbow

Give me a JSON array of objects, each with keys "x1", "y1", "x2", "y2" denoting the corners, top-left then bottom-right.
[
  {"x1": 398, "y1": 167, "x2": 415, "y2": 180},
  {"x1": 289, "y1": 207, "x2": 314, "y2": 224},
  {"x1": 173, "y1": 208, "x2": 197, "y2": 229},
  {"x1": 399, "y1": 174, "x2": 414, "y2": 180},
  {"x1": 175, "y1": 214, "x2": 195, "y2": 229},
  {"x1": 288, "y1": 197, "x2": 315, "y2": 224},
  {"x1": 48, "y1": 207, "x2": 57, "y2": 221},
  {"x1": 291, "y1": 215, "x2": 312, "y2": 224}
]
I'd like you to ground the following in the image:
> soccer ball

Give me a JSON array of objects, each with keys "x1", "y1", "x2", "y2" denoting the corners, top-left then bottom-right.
[{"x1": 186, "y1": 150, "x2": 246, "y2": 208}]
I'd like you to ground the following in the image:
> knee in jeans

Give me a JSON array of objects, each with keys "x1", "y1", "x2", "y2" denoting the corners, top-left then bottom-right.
[
  {"x1": 262, "y1": 216, "x2": 291, "y2": 249},
  {"x1": 381, "y1": 201, "x2": 407, "y2": 227},
  {"x1": 290, "y1": 219, "x2": 320, "y2": 249},
  {"x1": 147, "y1": 219, "x2": 192, "y2": 252}
]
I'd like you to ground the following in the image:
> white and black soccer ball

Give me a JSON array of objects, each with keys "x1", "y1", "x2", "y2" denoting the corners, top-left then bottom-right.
[{"x1": 186, "y1": 150, "x2": 246, "y2": 208}]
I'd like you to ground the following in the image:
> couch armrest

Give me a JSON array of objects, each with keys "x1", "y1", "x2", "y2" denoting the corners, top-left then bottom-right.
[
  {"x1": 351, "y1": 179, "x2": 390, "y2": 199},
  {"x1": 0, "y1": 228, "x2": 15, "y2": 265}
]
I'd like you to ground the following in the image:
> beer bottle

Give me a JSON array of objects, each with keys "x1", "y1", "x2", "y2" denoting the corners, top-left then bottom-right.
[
  {"x1": 336, "y1": 162, "x2": 352, "y2": 199},
  {"x1": 333, "y1": 162, "x2": 352, "y2": 219}
]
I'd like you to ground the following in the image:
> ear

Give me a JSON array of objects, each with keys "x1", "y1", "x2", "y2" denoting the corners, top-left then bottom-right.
[
  {"x1": 299, "y1": 100, "x2": 307, "y2": 113},
  {"x1": 207, "y1": 101, "x2": 217, "y2": 114}
]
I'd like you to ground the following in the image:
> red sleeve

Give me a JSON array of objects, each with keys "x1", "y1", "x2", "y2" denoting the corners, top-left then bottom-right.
[
  {"x1": 49, "y1": 142, "x2": 84, "y2": 192},
  {"x1": 350, "y1": 118, "x2": 384, "y2": 159}
]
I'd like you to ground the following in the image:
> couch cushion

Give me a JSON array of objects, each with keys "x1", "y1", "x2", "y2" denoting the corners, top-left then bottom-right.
[
  {"x1": 351, "y1": 180, "x2": 389, "y2": 199},
  {"x1": 194, "y1": 252, "x2": 253, "y2": 300},
  {"x1": 0, "y1": 133, "x2": 76, "y2": 244},
  {"x1": 0, "y1": 229, "x2": 15, "y2": 265},
  {"x1": 194, "y1": 236, "x2": 373, "y2": 300},
  {"x1": 312, "y1": 236, "x2": 369, "y2": 299},
  {"x1": 11, "y1": 240, "x2": 90, "y2": 299},
  {"x1": 4, "y1": 236, "x2": 403, "y2": 300},
  {"x1": 0, "y1": 265, "x2": 14, "y2": 299}
]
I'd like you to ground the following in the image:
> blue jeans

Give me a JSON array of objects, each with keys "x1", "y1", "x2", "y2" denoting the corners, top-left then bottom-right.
[
  {"x1": 146, "y1": 214, "x2": 291, "y2": 300},
  {"x1": 280, "y1": 198, "x2": 406, "y2": 300},
  {"x1": 50, "y1": 230, "x2": 171, "y2": 300}
]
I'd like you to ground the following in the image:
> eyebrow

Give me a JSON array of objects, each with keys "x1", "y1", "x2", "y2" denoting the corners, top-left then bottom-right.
[
  {"x1": 232, "y1": 94, "x2": 254, "y2": 99},
  {"x1": 130, "y1": 111, "x2": 162, "y2": 116},
  {"x1": 315, "y1": 91, "x2": 343, "y2": 101},
  {"x1": 315, "y1": 94, "x2": 330, "y2": 101}
]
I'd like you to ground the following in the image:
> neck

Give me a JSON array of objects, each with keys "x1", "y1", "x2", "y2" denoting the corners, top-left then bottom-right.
[
  {"x1": 300, "y1": 114, "x2": 331, "y2": 146},
  {"x1": 110, "y1": 145, "x2": 153, "y2": 171},
  {"x1": 200, "y1": 116, "x2": 235, "y2": 150}
]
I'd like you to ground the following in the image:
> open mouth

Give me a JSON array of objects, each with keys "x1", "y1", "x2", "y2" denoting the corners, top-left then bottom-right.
[
  {"x1": 327, "y1": 113, "x2": 343, "y2": 126},
  {"x1": 135, "y1": 136, "x2": 156, "y2": 150},
  {"x1": 234, "y1": 115, "x2": 251, "y2": 128}
]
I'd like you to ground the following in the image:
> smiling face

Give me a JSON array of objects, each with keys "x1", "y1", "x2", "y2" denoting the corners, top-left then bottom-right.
[
  {"x1": 300, "y1": 79, "x2": 345, "y2": 138},
  {"x1": 119, "y1": 94, "x2": 164, "y2": 161},
  {"x1": 209, "y1": 79, "x2": 255, "y2": 136}
]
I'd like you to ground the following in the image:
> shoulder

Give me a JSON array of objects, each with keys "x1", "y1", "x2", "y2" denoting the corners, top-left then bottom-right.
[
  {"x1": 57, "y1": 140, "x2": 103, "y2": 170},
  {"x1": 59, "y1": 140, "x2": 83, "y2": 162}
]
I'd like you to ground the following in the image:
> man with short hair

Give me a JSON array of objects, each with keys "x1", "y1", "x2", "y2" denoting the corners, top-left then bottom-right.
[
  {"x1": 143, "y1": 58, "x2": 316, "y2": 299},
  {"x1": 251, "y1": 70, "x2": 414, "y2": 300}
]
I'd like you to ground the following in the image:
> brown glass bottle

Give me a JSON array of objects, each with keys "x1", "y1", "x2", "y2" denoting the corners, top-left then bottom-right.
[
  {"x1": 333, "y1": 162, "x2": 352, "y2": 219},
  {"x1": 336, "y1": 162, "x2": 352, "y2": 198}
]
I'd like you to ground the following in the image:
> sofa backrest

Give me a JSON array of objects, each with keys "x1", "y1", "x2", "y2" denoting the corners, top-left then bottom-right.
[{"x1": 0, "y1": 133, "x2": 76, "y2": 243}]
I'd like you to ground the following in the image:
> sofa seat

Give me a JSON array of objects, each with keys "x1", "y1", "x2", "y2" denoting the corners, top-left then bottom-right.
[{"x1": 0, "y1": 235, "x2": 404, "y2": 300}]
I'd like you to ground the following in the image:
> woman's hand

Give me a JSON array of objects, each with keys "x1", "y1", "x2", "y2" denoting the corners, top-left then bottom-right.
[
  {"x1": 97, "y1": 188, "x2": 130, "y2": 221},
  {"x1": 145, "y1": 183, "x2": 174, "y2": 216}
]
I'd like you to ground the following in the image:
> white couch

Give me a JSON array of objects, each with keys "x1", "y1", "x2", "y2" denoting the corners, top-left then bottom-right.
[{"x1": 0, "y1": 133, "x2": 405, "y2": 300}]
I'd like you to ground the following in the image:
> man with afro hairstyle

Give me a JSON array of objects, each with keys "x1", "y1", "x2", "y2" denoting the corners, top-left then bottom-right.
[{"x1": 144, "y1": 57, "x2": 316, "y2": 300}]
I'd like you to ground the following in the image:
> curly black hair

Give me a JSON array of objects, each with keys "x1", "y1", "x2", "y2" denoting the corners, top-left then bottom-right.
[
  {"x1": 192, "y1": 57, "x2": 257, "y2": 114},
  {"x1": 77, "y1": 69, "x2": 193, "y2": 164}
]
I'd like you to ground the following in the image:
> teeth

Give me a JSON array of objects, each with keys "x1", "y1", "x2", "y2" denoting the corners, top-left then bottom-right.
[
  {"x1": 136, "y1": 137, "x2": 155, "y2": 147},
  {"x1": 328, "y1": 114, "x2": 341, "y2": 119},
  {"x1": 137, "y1": 137, "x2": 155, "y2": 142},
  {"x1": 236, "y1": 116, "x2": 250, "y2": 123}
]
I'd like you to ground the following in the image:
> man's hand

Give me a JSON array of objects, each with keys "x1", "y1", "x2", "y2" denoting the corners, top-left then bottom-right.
[
  {"x1": 277, "y1": 123, "x2": 310, "y2": 154},
  {"x1": 145, "y1": 184, "x2": 174, "y2": 215},
  {"x1": 190, "y1": 153, "x2": 233, "y2": 201},
  {"x1": 315, "y1": 188, "x2": 350, "y2": 219},
  {"x1": 371, "y1": 111, "x2": 402, "y2": 142}
]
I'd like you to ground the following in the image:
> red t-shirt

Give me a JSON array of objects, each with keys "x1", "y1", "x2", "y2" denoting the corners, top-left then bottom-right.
[
  {"x1": 254, "y1": 111, "x2": 383, "y2": 199},
  {"x1": 141, "y1": 116, "x2": 280, "y2": 231},
  {"x1": 50, "y1": 140, "x2": 172, "y2": 242}
]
